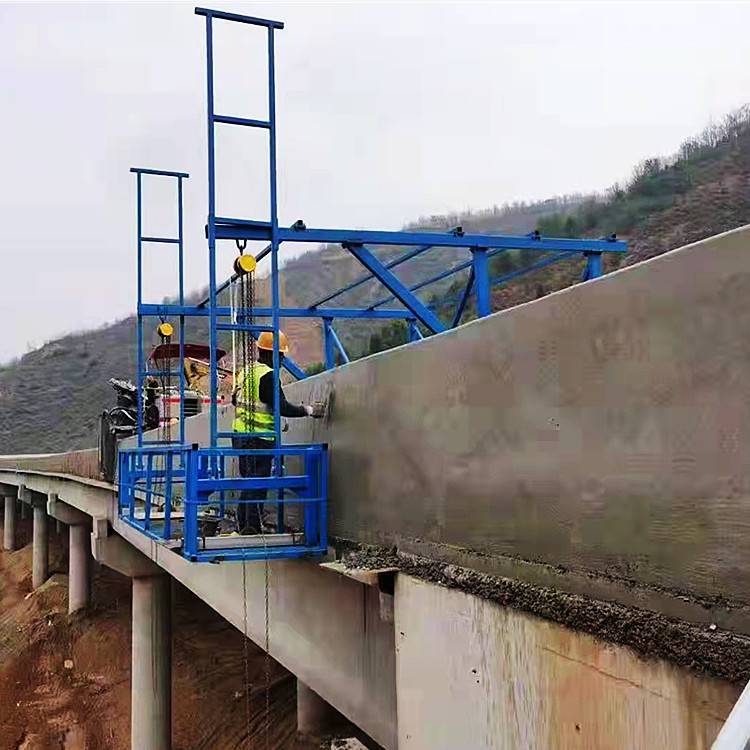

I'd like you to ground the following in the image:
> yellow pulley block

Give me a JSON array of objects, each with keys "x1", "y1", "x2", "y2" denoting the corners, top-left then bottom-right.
[
  {"x1": 157, "y1": 322, "x2": 174, "y2": 339},
  {"x1": 233, "y1": 254, "x2": 257, "y2": 276}
]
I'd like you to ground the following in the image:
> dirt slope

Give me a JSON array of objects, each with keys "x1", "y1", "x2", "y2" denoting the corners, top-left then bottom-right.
[{"x1": 0, "y1": 518, "x2": 340, "y2": 750}]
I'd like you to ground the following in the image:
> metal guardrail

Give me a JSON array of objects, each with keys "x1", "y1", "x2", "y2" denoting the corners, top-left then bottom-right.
[{"x1": 118, "y1": 443, "x2": 328, "y2": 562}]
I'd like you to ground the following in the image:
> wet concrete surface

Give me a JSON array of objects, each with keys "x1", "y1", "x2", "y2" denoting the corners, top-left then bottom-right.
[
  {"x1": 287, "y1": 227, "x2": 750, "y2": 612},
  {"x1": 342, "y1": 543, "x2": 750, "y2": 685}
]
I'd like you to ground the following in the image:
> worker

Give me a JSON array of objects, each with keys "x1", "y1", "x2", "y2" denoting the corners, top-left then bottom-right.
[{"x1": 232, "y1": 330, "x2": 325, "y2": 534}]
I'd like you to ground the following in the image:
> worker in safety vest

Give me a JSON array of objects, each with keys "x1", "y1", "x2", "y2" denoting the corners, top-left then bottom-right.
[{"x1": 231, "y1": 330, "x2": 325, "y2": 534}]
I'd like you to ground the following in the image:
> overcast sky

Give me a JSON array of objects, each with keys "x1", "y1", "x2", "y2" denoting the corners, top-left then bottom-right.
[{"x1": 1, "y1": 1, "x2": 749, "y2": 363}]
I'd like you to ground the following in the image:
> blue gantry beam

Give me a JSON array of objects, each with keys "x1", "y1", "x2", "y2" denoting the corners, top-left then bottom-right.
[
  {"x1": 212, "y1": 221, "x2": 627, "y2": 253},
  {"x1": 201, "y1": 223, "x2": 625, "y2": 367}
]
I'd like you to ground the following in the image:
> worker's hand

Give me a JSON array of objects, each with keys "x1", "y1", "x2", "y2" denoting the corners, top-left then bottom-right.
[{"x1": 304, "y1": 401, "x2": 327, "y2": 419}]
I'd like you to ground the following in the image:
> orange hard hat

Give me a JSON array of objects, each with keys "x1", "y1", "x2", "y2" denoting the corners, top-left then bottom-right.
[{"x1": 257, "y1": 330, "x2": 290, "y2": 355}]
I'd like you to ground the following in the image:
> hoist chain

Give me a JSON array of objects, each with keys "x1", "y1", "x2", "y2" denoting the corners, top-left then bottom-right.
[
  {"x1": 242, "y1": 554, "x2": 251, "y2": 745},
  {"x1": 235, "y1": 264, "x2": 271, "y2": 749},
  {"x1": 262, "y1": 534, "x2": 271, "y2": 750},
  {"x1": 153, "y1": 328, "x2": 172, "y2": 506}
]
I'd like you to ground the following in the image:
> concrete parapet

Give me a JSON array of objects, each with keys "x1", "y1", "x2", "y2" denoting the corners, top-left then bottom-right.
[{"x1": 284, "y1": 225, "x2": 750, "y2": 610}]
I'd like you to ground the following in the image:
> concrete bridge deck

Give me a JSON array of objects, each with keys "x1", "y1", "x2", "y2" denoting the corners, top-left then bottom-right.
[{"x1": 3, "y1": 225, "x2": 750, "y2": 748}]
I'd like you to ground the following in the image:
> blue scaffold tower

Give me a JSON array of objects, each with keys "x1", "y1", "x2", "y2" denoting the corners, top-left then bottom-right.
[{"x1": 118, "y1": 6, "x2": 627, "y2": 564}]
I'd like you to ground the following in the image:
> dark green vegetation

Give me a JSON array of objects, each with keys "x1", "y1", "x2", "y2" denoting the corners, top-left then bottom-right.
[{"x1": 2, "y1": 107, "x2": 749, "y2": 452}]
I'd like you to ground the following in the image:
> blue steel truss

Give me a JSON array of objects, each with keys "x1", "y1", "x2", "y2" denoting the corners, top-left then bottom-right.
[
  {"x1": 122, "y1": 5, "x2": 627, "y2": 563},
  {"x1": 138, "y1": 9, "x2": 628, "y2": 386}
]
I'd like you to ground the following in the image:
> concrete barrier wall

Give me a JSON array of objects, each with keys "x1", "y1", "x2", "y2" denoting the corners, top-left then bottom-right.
[
  {"x1": 395, "y1": 575, "x2": 738, "y2": 749},
  {"x1": 285, "y1": 226, "x2": 750, "y2": 606},
  {"x1": 0, "y1": 449, "x2": 100, "y2": 479}
]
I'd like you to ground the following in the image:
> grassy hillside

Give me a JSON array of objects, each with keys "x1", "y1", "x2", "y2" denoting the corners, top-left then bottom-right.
[
  {"x1": 481, "y1": 106, "x2": 750, "y2": 317},
  {"x1": 1, "y1": 108, "x2": 749, "y2": 453}
]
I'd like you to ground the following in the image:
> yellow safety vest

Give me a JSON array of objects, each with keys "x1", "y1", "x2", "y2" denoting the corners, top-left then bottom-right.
[{"x1": 232, "y1": 363, "x2": 275, "y2": 438}]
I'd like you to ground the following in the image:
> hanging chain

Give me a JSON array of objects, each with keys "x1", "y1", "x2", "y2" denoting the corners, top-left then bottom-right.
[
  {"x1": 242, "y1": 552, "x2": 251, "y2": 746},
  {"x1": 262, "y1": 533, "x2": 271, "y2": 750},
  {"x1": 156, "y1": 321, "x2": 172, "y2": 444},
  {"x1": 152, "y1": 324, "x2": 173, "y2": 511},
  {"x1": 158, "y1": 347, "x2": 171, "y2": 444}
]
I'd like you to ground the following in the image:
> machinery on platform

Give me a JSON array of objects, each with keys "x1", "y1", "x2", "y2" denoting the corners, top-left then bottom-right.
[{"x1": 116, "y1": 6, "x2": 626, "y2": 565}]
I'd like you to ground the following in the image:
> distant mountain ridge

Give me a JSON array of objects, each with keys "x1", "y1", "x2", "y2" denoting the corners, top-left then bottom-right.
[{"x1": 2, "y1": 108, "x2": 749, "y2": 453}]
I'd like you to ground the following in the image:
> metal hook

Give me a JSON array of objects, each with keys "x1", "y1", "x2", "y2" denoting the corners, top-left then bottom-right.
[{"x1": 235, "y1": 239, "x2": 247, "y2": 253}]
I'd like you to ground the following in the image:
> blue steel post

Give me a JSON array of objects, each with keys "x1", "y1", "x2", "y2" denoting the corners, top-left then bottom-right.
[
  {"x1": 177, "y1": 176, "x2": 186, "y2": 446},
  {"x1": 268, "y1": 26, "x2": 282, "y2": 458},
  {"x1": 183, "y1": 446, "x2": 199, "y2": 559},
  {"x1": 319, "y1": 446, "x2": 328, "y2": 551},
  {"x1": 471, "y1": 248, "x2": 491, "y2": 318},
  {"x1": 304, "y1": 450, "x2": 315, "y2": 546},
  {"x1": 144, "y1": 452, "x2": 153, "y2": 530},
  {"x1": 452, "y1": 268, "x2": 475, "y2": 328},
  {"x1": 136, "y1": 172, "x2": 144, "y2": 446},
  {"x1": 204, "y1": 14, "x2": 219, "y2": 448},
  {"x1": 164, "y1": 450, "x2": 173, "y2": 540},
  {"x1": 583, "y1": 251, "x2": 603, "y2": 281},
  {"x1": 329, "y1": 325, "x2": 350, "y2": 363},
  {"x1": 323, "y1": 318, "x2": 336, "y2": 370}
]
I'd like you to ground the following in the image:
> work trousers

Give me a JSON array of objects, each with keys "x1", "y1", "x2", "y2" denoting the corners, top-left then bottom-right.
[{"x1": 231, "y1": 435, "x2": 273, "y2": 532}]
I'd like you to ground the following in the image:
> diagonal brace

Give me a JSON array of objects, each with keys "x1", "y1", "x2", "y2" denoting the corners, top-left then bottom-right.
[{"x1": 343, "y1": 243, "x2": 446, "y2": 334}]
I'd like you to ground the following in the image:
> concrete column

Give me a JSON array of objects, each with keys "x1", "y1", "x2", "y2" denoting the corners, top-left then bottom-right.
[
  {"x1": 68, "y1": 524, "x2": 90, "y2": 614},
  {"x1": 297, "y1": 679, "x2": 342, "y2": 736},
  {"x1": 3, "y1": 495, "x2": 16, "y2": 551},
  {"x1": 20, "y1": 500, "x2": 26, "y2": 520},
  {"x1": 132, "y1": 575, "x2": 172, "y2": 750},
  {"x1": 32, "y1": 503, "x2": 49, "y2": 589},
  {"x1": 56, "y1": 519, "x2": 62, "y2": 535}
]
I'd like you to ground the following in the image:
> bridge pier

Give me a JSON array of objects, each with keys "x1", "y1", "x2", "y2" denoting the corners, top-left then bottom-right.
[
  {"x1": 132, "y1": 573, "x2": 172, "y2": 750},
  {"x1": 90, "y1": 520, "x2": 172, "y2": 748},
  {"x1": 32, "y1": 497, "x2": 49, "y2": 589},
  {"x1": 3, "y1": 493, "x2": 16, "y2": 551},
  {"x1": 68, "y1": 524, "x2": 90, "y2": 613},
  {"x1": 46, "y1": 494, "x2": 93, "y2": 613}
]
